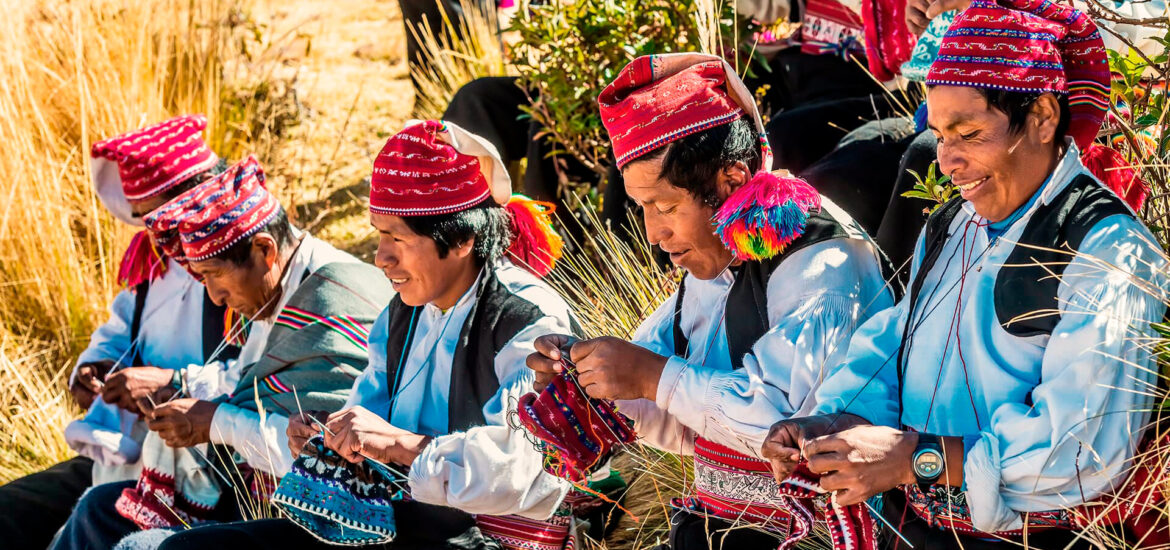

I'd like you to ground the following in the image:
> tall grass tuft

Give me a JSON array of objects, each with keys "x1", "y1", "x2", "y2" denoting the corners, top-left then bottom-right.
[
  {"x1": 0, "y1": 0, "x2": 248, "y2": 481},
  {"x1": 407, "y1": 0, "x2": 510, "y2": 120}
]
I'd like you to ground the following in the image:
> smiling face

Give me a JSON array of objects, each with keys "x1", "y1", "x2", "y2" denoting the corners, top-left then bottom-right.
[
  {"x1": 622, "y1": 157, "x2": 743, "y2": 280},
  {"x1": 371, "y1": 212, "x2": 479, "y2": 309},
  {"x1": 188, "y1": 234, "x2": 283, "y2": 320},
  {"x1": 926, "y1": 85, "x2": 1063, "y2": 222}
]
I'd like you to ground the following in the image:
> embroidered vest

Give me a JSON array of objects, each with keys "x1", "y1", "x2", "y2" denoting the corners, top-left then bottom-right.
[
  {"x1": 670, "y1": 209, "x2": 849, "y2": 531},
  {"x1": 896, "y1": 174, "x2": 1138, "y2": 533}
]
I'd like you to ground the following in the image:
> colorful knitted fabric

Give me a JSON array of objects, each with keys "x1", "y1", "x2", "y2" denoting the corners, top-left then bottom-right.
[
  {"x1": 143, "y1": 155, "x2": 281, "y2": 263},
  {"x1": 674, "y1": 438, "x2": 797, "y2": 535},
  {"x1": 774, "y1": 462, "x2": 878, "y2": 550},
  {"x1": 517, "y1": 360, "x2": 636, "y2": 483},
  {"x1": 859, "y1": 0, "x2": 917, "y2": 81},
  {"x1": 91, "y1": 114, "x2": 219, "y2": 202},
  {"x1": 475, "y1": 511, "x2": 572, "y2": 550},
  {"x1": 799, "y1": 0, "x2": 865, "y2": 60},
  {"x1": 713, "y1": 171, "x2": 822, "y2": 261},
  {"x1": 272, "y1": 436, "x2": 400, "y2": 546},
  {"x1": 901, "y1": 483, "x2": 1072, "y2": 536},
  {"x1": 900, "y1": 10, "x2": 957, "y2": 82},
  {"x1": 117, "y1": 230, "x2": 168, "y2": 289},
  {"x1": 114, "y1": 432, "x2": 220, "y2": 529},
  {"x1": 925, "y1": 0, "x2": 1110, "y2": 149},
  {"x1": 371, "y1": 121, "x2": 564, "y2": 277}
]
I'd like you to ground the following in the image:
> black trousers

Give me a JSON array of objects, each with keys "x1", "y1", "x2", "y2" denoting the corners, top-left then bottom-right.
[
  {"x1": 662, "y1": 509, "x2": 781, "y2": 550},
  {"x1": 0, "y1": 456, "x2": 94, "y2": 550},
  {"x1": 879, "y1": 490, "x2": 1093, "y2": 550},
  {"x1": 157, "y1": 501, "x2": 498, "y2": 550}
]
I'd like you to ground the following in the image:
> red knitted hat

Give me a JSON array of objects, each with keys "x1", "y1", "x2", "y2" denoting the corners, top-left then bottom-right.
[
  {"x1": 91, "y1": 115, "x2": 219, "y2": 203},
  {"x1": 144, "y1": 156, "x2": 281, "y2": 263},
  {"x1": 925, "y1": 0, "x2": 1110, "y2": 149},
  {"x1": 370, "y1": 120, "x2": 511, "y2": 216},
  {"x1": 599, "y1": 54, "x2": 774, "y2": 169}
]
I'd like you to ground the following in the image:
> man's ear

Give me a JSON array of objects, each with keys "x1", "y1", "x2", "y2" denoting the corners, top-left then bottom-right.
[
  {"x1": 714, "y1": 161, "x2": 752, "y2": 203},
  {"x1": 451, "y1": 236, "x2": 476, "y2": 260},
  {"x1": 252, "y1": 233, "x2": 280, "y2": 268},
  {"x1": 1029, "y1": 93, "x2": 1062, "y2": 145}
]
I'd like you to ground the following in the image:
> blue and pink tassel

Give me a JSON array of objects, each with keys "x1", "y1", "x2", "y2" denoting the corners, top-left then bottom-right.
[{"x1": 714, "y1": 171, "x2": 821, "y2": 261}]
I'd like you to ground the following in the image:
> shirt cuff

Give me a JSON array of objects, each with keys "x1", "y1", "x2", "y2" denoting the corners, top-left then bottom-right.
[
  {"x1": 655, "y1": 356, "x2": 717, "y2": 437},
  {"x1": 209, "y1": 403, "x2": 243, "y2": 447},
  {"x1": 962, "y1": 433, "x2": 1025, "y2": 533}
]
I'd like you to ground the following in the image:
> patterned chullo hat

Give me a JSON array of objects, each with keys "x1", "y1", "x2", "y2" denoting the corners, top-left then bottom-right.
[
  {"x1": 597, "y1": 53, "x2": 823, "y2": 262},
  {"x1": 144, "y1": 155, "x2": 281, "y2": 268},
  {"x1": 370, "y1": 120, "x2": 564, "y2": 277},
  {"x1": 925, "y1": 0, "x2": 1110, "y2": 150}
]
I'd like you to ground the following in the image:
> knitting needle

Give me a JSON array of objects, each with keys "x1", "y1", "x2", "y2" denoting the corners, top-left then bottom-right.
[
  {"x1": 863, "y1": 500, "x2": 914, "y2": 548},
  {"x1": 307, "y1": 416, "x2": 411, "y2": 484}
]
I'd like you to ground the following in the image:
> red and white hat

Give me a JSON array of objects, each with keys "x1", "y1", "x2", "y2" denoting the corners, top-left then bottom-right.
[
  {"x1": 598, "y1": 53, "x2": 772, "y2": 169},
  {"x1": 144, "y1": 156, "x2": 281, "y2": 264},
  {"x1": 91, "y1": 115, "x2": 219, "y2": 225},
  {"x1": 369, "y1": 120, "x2": 564, "y2": 277},
  {"x1": 370, "y1": 119, "x2": 511, "y2": 216}
]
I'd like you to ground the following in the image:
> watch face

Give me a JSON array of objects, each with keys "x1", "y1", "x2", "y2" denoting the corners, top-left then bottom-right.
[{"x1": 914, "y1": 450, "x2": 943, "y2": 479}]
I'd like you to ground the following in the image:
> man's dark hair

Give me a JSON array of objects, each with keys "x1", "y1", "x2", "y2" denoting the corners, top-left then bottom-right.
[
  {"x1": 965, "y1": 89, "x2": 1071, "y2": 142},
  {"x1": 401, "y1": 198, "x2": 511, "y2": 265},
  {"x1": 631, "y1": 117, "x2": 763, "y2": 207},
  {"x1": 156, "y1": 158, "x2": 229, "y2": 204},
  {"x1": 215, "y1": 206, "x2": 297, "y2": 265}
]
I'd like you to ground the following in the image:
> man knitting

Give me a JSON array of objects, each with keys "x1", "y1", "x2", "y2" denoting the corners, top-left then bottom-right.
[
  {"x1": 0, "y1": 115, "x2": 236, "y2": 550},
  {"x1": 526, "y1": 53, "x2": 893, "y2": 549},
  {"x1": 763, "y1": 1, "x2": 1168, "y2": 547},
  {"x1": 53, "y1": 155, "x2": 393, "y2": 549},
  {"x1": 150, "y1": 120, "x2": 581, "y2": 550}
]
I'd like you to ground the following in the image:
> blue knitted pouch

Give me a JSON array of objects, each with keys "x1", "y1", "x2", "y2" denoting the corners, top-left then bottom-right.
[{"x1": 272, "y1": 436, "x2": 403, "y2": 546}]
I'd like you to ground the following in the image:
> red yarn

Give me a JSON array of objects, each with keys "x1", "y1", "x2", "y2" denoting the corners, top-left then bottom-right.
[
  {"x1": 504, "y1": 195, "x2": 563, "y2": 278},
  {"x1": 117, "y1": 230, "x2": 167, "y2": 289},
  {"x1": 860, "y1": 0, "x2": 916, "y2": 81},
  {"x1": 1082, "y1": 143, "x2": 1149, "y2": 211}
]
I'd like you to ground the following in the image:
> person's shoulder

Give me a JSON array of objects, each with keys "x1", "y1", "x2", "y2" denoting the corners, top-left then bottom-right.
[
  {"x1": 490, "y1": 259, "x2": 573, "y2": 320},
  {"x1": 293, "y1": 261, "x2": 394, "y2": 317}
]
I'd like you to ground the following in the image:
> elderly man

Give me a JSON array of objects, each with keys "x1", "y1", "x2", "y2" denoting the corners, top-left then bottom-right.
[
  {"x1": 52, "y1": 156, "x2": 392, "y2": 549},
  {"x1": 151, "y1": 120, "x2": 578, "y2": 549},
  {"x1": 0, "y1": 115, "x2": 237, "y2": 550},
  {"x1": 763, "y1": 1, "x2": 1168, "y2": 547},
  {"x1": 527, "y1": 53, "x2": 893, "y2": 549}
]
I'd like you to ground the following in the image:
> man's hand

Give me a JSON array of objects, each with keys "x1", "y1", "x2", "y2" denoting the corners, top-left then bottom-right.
[
  {"x1": 102, "y1": 366, "x2": 175, "y2": 413},
  {"x1": 526, "y1": 334, "x2": 578, "y2": 392},
  {"x1": 570, "y1": 337, "x2": 667, "y2": 401},
  {"x1": 805, "y1": 425, "x2": 918, "y2": 506},
  {"x1": 761, "y1": 413, "x2": 870, "y2": 483},
  {"x1": 906, "y1": 0, "x2": 970, "y2": 35},
  {"x1": 145, "y1": 398, "x2": 219, "y2": 448},
  {"x1": 287, "y1": 410, "x2": 329, "y2": 457},
  {"x1": 323, "y1": 407, "x2": 432, "y2": 466},
  {"x1": 70, "y1": 360, "x2": 115, "y2": 409}
]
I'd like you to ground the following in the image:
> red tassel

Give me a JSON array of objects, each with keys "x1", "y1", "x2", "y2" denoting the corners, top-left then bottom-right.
[
  {"x1": 504, "y1": 195, "x2": 564, "y2": 278},
  {"x1": 117, "y1": 231, "x2": 168, "y2": 290},
  {"x1": 1082, "y1": 143, "x2": 1149, "y2": 212}
]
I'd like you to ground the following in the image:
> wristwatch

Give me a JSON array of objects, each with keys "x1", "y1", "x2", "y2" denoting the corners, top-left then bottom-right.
[{"x1": 912, "y1": 433, "x2": 944, "y2": 488}]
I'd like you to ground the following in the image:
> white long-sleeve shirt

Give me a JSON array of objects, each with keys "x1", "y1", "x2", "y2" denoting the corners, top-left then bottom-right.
[
  {"x1": 812, "y1": 143, "x2": 1168, "y2": 533},
  {"x1": 617, "y1": 198, "x2": 894, "y2": 457},
  {"x1": 205, "y1": 232, "x2": 363, "y2": 476},
  {"x1": 346, "y1": 259, "x2": 574, "y2": 520},
  {"x1": 65, "y1": 259, "x2": 208, "y2": 484}
]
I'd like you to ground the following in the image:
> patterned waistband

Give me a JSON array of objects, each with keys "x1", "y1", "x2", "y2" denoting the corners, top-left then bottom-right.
[
  {"x1": 902, "y1": 484, "x2": 1073, "y2": 536},
  {"x1": 684, "y1": 438, "x2": 803, "y2": 531},
  {"x1": 475, "y1": 512, "x2": 572, "y2": 550}
]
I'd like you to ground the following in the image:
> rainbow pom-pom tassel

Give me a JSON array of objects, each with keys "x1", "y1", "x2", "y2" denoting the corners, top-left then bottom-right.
[{"x1": 714, "y1": 171, "x2": 821, "y2": 261}]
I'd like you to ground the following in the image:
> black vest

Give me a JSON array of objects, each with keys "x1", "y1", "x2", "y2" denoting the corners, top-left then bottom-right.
[
  {"x1": 897, "y1": 174, "x2": 1135, "y2": 380},
  {"x1": 383, "y1": 268, "x2": 581, "y2": 432},
  {"x1": 672, "y1": 208, "x2": 852, "y2": 369},
  {"x1": 128, "y1": 282, "x2": 239, "y2": 367}
]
